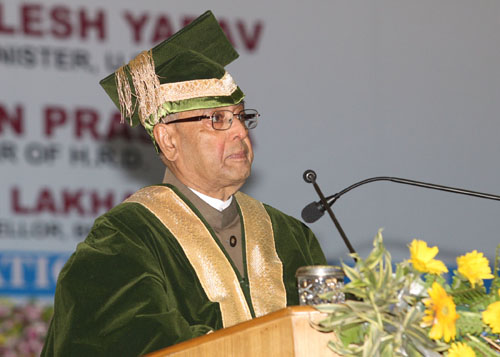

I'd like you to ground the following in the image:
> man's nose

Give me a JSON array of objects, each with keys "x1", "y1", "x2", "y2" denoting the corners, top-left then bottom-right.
[{"x1": 229, "y1": 116, "x2": 249, "y2": 139}]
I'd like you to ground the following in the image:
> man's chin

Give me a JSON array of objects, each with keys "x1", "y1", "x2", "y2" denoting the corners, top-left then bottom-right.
[{"x1": 223, "y1": 168, "x2": 251, "y2": 188}]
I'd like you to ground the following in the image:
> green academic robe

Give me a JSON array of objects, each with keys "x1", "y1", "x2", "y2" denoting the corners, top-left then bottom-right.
[{"x1": 42, "y1": 184, "x2": 326, "y2": 356}]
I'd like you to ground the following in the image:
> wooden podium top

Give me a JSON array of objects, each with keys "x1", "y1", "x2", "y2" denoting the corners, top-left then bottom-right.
[{"x1": 146, "y1": 306, "x2": 339, "y2": 357}]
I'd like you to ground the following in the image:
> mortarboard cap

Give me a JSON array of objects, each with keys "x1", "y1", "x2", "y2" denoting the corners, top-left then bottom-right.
[{"x1": 99, "y1": 10, "x2": 244, "y2": 143}]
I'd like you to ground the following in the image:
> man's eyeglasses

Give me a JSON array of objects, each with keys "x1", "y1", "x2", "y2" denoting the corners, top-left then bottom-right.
[{"x1": 164, "y1": 109, "x2": 260, "y2": 131}]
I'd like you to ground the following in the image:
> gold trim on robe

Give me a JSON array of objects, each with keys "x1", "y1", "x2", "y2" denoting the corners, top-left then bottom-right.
[
  {"x1": 125, "y1": 186, "x2": 251, "y2": 327},
  {"x1": 235, "y1": 192, "x2": 287, "y2": 317},
  {"x1": 125, "y1": 186, "x2": 287, "y2": 326}
]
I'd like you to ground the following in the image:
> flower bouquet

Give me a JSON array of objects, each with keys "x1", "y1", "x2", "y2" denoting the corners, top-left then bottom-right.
[
  {"x1": 315, "y1": 230, "x2": 500, "y2": 356},
  {"x1": 0, "y1": 300, "x2": 53, "y2": 357}
]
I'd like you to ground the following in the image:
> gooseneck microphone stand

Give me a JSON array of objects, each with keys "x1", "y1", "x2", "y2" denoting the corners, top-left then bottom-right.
[
  {"x1": 302, "y1": 170, "x2": 500, "y2": 258},
  {"x1": 303, "y1": 170, "x2": 357, "y2": 257},
  {"x1": 325, "y1": 176, "x2": 500, "y2": 207}
]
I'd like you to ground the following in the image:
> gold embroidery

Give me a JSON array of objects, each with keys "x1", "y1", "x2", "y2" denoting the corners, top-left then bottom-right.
[
  {"x1": 235, "y1": 192, "x2": 287, "y2": 317},
  {"x1": 125, "y1": 186, "x2": 252, "y2": 327},
  {"x1": 158, "y1": 72, "x2": 237, "y2": 104}
]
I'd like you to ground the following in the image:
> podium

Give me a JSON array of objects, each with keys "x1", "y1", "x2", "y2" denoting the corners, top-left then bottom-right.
[{"x1": 146, "y1": 306, "x2": 340, "y2": 357}]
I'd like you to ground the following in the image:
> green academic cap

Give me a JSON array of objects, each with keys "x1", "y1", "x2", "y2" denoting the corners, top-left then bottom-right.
[{"x1": 99, "y1": 10, "x2": 244, "y2": 144}]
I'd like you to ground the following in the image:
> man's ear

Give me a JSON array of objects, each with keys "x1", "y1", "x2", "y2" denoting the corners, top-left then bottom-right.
[{"x1": 153, "y1": 124, "x2": 178, "y2": 161}]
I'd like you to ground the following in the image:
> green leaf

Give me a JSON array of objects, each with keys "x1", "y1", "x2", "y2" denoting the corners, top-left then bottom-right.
[
  {"x1": 452, "y1": 285, "x2": 489, "y2": 309},
  {"x1": 343, "y1": 264, "x2": 362, "y2": 283},
  {"x1": 339, "y1": 323, "x2": 366, "y2": 346},
  {"x1": 466, "y1": 335, "x2": 500, "y2": 357},
  {"x1": 455, "y1": 311, "x2": 485, "y2": 337}
]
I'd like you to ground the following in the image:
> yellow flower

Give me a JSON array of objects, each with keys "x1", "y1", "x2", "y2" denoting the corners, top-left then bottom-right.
[
  {"x1": 422, "y1": 282, "x2": 458, "y2": 342},
  {"x1": 409, "y1": 240, "x2": 448, "y2": 275},
  {"x1": 456, "y1": 250, "x2": 494, "y2": 288},
  {"x1": 483, "y1": 301, "x2": 500, "y2": 333},
  {"x1": 447, "y1": 342, "x2": 475, "y2": 357}
]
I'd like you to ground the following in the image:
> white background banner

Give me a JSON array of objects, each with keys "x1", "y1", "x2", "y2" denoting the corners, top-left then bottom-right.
[{"x1": 1, "y1": 0, "x2": 500, "y2": 297}]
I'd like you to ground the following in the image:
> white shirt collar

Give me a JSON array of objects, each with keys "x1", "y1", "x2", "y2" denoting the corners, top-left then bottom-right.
[{"x1": 188, "y1": 187, "x2": 233, "y2": 212}]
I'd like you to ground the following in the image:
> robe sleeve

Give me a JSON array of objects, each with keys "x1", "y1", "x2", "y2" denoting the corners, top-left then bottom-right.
[
  {"x1": 42, "y1": 213, "x2": 213, "y2": 357},
  {"x1": 303, "y1": 221, "x2": 328, "y2": 266}
]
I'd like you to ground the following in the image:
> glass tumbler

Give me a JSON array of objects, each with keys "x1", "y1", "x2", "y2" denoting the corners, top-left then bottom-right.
[{"x1": 295, "y1": 265, "x2": 345, "y2": 305}]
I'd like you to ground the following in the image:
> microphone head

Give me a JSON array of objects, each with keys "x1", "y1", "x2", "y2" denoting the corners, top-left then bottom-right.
[
  {"x1": 303, "y1": 169, "x2": 317, "y2": 183},
  {"x1": 301, "y1": 201, "x2": 325, "y2": 223}
]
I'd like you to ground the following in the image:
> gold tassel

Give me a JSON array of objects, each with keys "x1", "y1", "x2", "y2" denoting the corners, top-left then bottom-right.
[
  {"x1": 115, "y1": 65, "x2": 134, "y2": 125},
  {"x1": 114, "y1": 50, "x2": 161, "y2": 126},
  {"x1": 128, "y1": 50, "x2": 161, "y2": 126}
]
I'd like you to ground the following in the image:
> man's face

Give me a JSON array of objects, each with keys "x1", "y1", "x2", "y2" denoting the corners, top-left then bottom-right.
[{"x1": 165, "y1": 103, "x2": 254, "y2": 196}]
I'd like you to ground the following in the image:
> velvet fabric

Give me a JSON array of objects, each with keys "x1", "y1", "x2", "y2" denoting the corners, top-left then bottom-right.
[
  {"x1": 41, "y1": 185, "x2": 326, "y2": 356},
  {"x1": 156, "y1": 50, "x2": 226, "y2": 84}
]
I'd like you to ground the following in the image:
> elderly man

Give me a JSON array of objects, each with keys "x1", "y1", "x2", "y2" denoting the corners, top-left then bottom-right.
[{"x1": 42, "y1": 11, "x2": 325, "y2": 356}]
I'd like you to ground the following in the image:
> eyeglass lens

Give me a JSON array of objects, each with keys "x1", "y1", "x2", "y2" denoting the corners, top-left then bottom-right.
[{"x1": 212, "y1": 109, "x2": 259, "y2": 130}]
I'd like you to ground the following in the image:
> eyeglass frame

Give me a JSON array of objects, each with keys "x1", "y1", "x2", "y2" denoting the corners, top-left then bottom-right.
[{"x1": 162, "y1": 109, "x2": 260, "y2": 131}]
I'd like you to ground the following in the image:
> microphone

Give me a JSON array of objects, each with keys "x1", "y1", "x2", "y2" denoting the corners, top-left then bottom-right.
[
  {"x1": 301, "y1": 170, "x2": 327, "y2": 222},
  {"x1": 301, "y1": 201, "x2": 325, "y2": 223},
  {"x1": 302, "y1": 175, "x2": 500, "y2": 224}
]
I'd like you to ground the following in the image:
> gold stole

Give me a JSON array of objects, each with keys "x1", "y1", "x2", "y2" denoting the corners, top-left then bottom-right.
[{"x1": 125, "y1": 186, "x2": 287, "y2": 327}]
